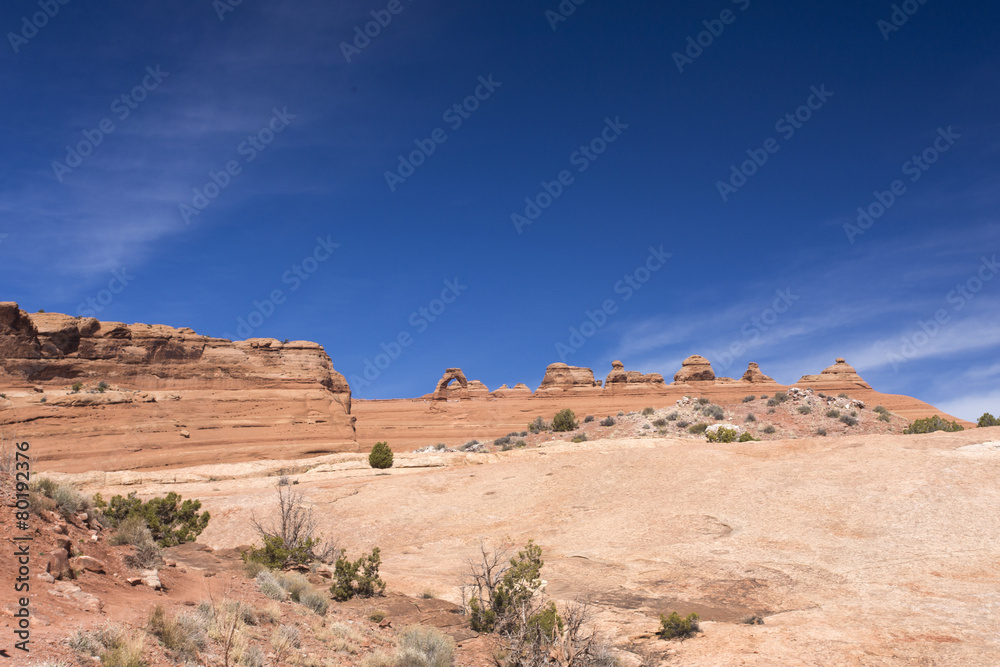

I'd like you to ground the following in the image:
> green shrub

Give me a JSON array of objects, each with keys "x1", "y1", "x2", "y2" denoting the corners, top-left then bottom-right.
[
  {"x1": 100, "y1": 492, "x2": 209, "y2": 547},
  {"x1": 241, "y1": 534, "x2": 322, "y2": 570},
  {"x1": 874, "y1": 405, "x2": 889, "y2": 415},
  {"x1": 52, "y1": 484, "x2": 89, "y2": 518},
  {"x1": 687, "y1": 423, "x2": 708, "y2": 435},
  {"x1": 330, "y1": 548, "x2": 385, "y2": 601},
  {"x1": 396, "y1": 625, "x2": 455, "y2": 667},
  {"x1": 744, "y1": 413, "x2": 756, "y2": 423},
  {"x1": 571, "y1": 434, "x2": 588, "y2": 443},
  {"x1": 657, "y1": 611, "x2": 699, "y2": 640},
  {"x1": 583, "y1": 415, "x2": 594, "y2": 423},
  {"x1": 742, "y1": 615, "x2": 764, "y2": 625},
  {"x1": 652, "y1": 418, "x2": 667, "y2": 427},
  {"x1": 697, "y1": 398, "x2": 709, "y2": 405},
  {"x1": 665, "y1": 412, "x2": 679, "y2": 421},
  {"x1": 527, "y1": 600, "x2": 564, "y2": 638},
  {"x1": 71, "y1": 381, "x2": 83, "y2": 393},
  {"x1": 551, "y1": 409, "x2": 577, "y2": 432},
  {"x1": 742, "y1": 395, "x2": 755, "y2": 403},
  {"x1": 773, "y1": 391, "x2": 789, "y2": 403},
  {"x1": 369, "y1": 442, "x2": 394, "y2": 469},
  {"x1": 676, "y1": 420, "x2": 690, "y2": 428},
  {"x1": 766, "y1": 398, "x2": 779, "y2": 407},
  {"x1": 528, "y1": 417, "x2": 549, "y2": 433},
  {"x1": 878, "y1": 413, "x2": 892, "y2": 423},
  {"x1": 838, "y1": 392, "x2": 849, "y2": 399},
  {"x1": 825, "y1": 409, "x2": 841, "y2": 419},
  {"x1": 599, "y1": 416, "x2": 615, "y2": 427},
  {"x1": 300, "y1": 589, "x2": 329, "y2": 615},
  {"x1": 96, "y1": 381, "x2": 109, "y2": 393},
  {"x1": 840, "y1": 414, "x2": 858, "y2": 427},
  {"x1": 904, "y1": 416, "x2": 964, "y2": 434},
  {"x1": 706, "y1": 427, "x2": 738, "y2": 443},
  {"x1": 642, "y1": 407, "x2": 655, "y2": 416},
  {"x1": 978, "y1": 413, "x2": 998, "y2": 427},
  {"x1": 762, "y1": 425, "x2": 776, "y2": 435},
  {"x1": 738, "y1": 432, "x2": 757, "y2": 442},
  {"x1": 797, "y1": 406, "x2": 812, "y2": 415},
  {"x1": 468, "y1": 541, "x2": 544, "y2": 634}
]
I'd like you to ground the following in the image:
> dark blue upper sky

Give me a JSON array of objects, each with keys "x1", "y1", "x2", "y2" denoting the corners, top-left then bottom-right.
[{"x1": 2, "y1": 0, "x2": 998, "y2": 418}]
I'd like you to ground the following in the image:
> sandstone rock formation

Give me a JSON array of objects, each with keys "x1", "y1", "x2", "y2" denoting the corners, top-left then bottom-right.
[
  {"x1": 431, "y1": 368, "x2": 468, "y2": 400},
  {"x1": 0, "y1": 302, "x2": 355, "y2": 472},
  {"x1": 604, "y1": 360, "x2": 667, "y2": 394},
  {"x1": 491, "y1": 383, "x2": 532, "y2": 398},
  {"x1": 796, "y1": 357, "x2": 872, "y2": 391},
  {"x1": 741, "y1": 362, "x2": 776, "y2": 384},
  {"x1": 427, "y1": 368, "x2": 490, "y2": 400},
  {"x1": 535, "y1": 363, "x2": 602, "y2": 395},
  {"x1": 673, "y1": 355, "x2": 716, "y2": 383}
]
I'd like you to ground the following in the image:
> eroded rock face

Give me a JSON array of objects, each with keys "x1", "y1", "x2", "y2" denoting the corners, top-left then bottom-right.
[
  {"x1": 742, "y1": 362, "x2": 776, "y2": 384},
  {"x1": 673, "y1": 355, "x2": 716, "y2": 383},
  {"x1": 432, "y1": 368, "x2": 468, "y2": 400},
  {"x1": 605, "y1": 361, "x2": 666, "y2": 394},
  {"x1": 797, "y1": 357, "x2": 871, "y2": 390},
  {"x1": 536, "y1": 363, "x2": 601, "y2": 394},
  {"x1": 0, "y1": 303, "x2": 355, "y2": 471}
]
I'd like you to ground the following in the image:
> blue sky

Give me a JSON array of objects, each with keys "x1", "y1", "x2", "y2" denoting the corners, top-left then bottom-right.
[{"x1": 1, "y1": 0, "x2": 998, "y2": 419}]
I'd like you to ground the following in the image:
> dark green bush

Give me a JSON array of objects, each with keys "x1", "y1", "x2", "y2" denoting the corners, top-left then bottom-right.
[
  {"x1": 657, "y1": 612, "x2": 699, "y2": 640},
  {"x1": 551, "y1": 409, "x2": 578, "y2": 432},
  {"x1": 978, "y1": 413, "x2": 998, "y2": 427},
  {"x1": 762, "y1": 425, "x2": 776, "y2": 434},
  {"x1": 874, "y1": 405, "x2": 889, "y2": 415},
  {"x1": 745, "y1": 413, "x2": 756, "y2": 423},
  {"x1": 71, "y1": 381, "x2": 83, "y2": 393},
  {"x1": 652, "y1": 418, "x2": 667, "y2": 427},
  {"x1": 369, "y1": 442, "x2": 394, "y2": 469},
  {"x1": 96, "y1": 381, "x2": 109, "y2": 393},
  {"x1": 687, "y1": 423, "x2": 708, "y2": 435},
  {"x1": 241, "y1": 534, "x2": 320, "y2": 570},
  {"x1": 98, "y1": 492, "x2": 209, "y2": 547},
  {"x1": 840, "y1": 414, "x2": 858, "y2": 427},
  {"x1": 797, "y1": 406, "x2": 812, "y2": 415},
  {"x1": 583, "y1": 415, "x2": 594, "y2": 423},
  {"x1": 825, "y1": 409, "x2": 841, "y2": 418},
  {"x1": 738, "y1": 432, "x2": 757, "y2": 442},
  {"x1": 599, "y1": 416, "x2": 615, "y2": 427},
  {"x1": 742, "y1": 395, "x2": 755, "y2": 403},
  {"x1": 904, "y1": 416, "x2": 964, "y2": 434},
  {"x1": 878, "y1": 413, "x2": 892, "y2": 423},
  {"x1": 330, "y1": 548, "x2": 385, "y2": 601},
  {"x1": 571, "y1": 434, "x2": 588, "y2": 443},
  {"x1": 706, "y1": 427, "x2": 738, "y2": 443}
]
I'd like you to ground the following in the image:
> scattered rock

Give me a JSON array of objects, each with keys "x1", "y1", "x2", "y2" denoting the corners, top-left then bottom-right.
[
  {"x1": 139, "y1": 570, "x2": 163, "y2": 590},
  {"x1": 73, "y1": 555, "x2": 106, "y2": 574},
  {"x1": 180, "y1": 430, "x2": 190, "y2": 438},
  {"x1": 45, "y1": 549, "x2": 71, "y2": 579}
]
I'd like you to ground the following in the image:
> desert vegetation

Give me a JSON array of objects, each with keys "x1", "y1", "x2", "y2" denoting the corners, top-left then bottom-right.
[
  {"x1": 369, "y1": 441, "x2": 394, "y2": 469},
  {"x1": 904, "y1": 415, "x2": 965, "y2": 434}
]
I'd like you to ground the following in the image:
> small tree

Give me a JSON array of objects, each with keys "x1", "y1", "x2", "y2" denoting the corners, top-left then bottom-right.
[
  {"x1": 551, "y1": 409, "x2": 578, "y2": 432},
  {"x1": 369, "y1": 442, "x2": 394, "y2": 469},
  {"x1": 243, "y1": 485, "x2": 338, "y2": 568},
  {"x1": 904, "y1": 416, "x2": 964, "y2": 434},
  {"x1": 978, "y1": 413, "x2": 998, "y2": 427},
  {"x1": 98, "y1": 491, "x2": 209, "y2": 547},
  {"x1": 466, "y1": 541, "x2": 544, "y2": 633},
  {"x1": 329, "y1": 547, "x2": 385, "y2": 600},
  {"x1": 658, "y1": 611, "x2": 700, "y2": 640}
]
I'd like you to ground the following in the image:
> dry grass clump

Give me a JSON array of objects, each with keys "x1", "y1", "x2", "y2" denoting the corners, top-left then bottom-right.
[
  {"x1": 148, "y1": 604, "x2": 207, "y2": 660},
  {"x1": 396, "y1": 625, "x2": 455, "y2": 667},
  {"x1": 69, "y1": 623, "x2": 147, "y2": 667}
]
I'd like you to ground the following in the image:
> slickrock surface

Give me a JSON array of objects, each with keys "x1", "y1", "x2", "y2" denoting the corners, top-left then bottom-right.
[{"x1": 63, "y1": 427, "x2": 1000, "y2": 666}]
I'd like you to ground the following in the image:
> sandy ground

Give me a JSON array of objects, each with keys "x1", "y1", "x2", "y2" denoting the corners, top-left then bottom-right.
[{"x1": 51, "y1": 426, "x2": 1000, "y2": 666}]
